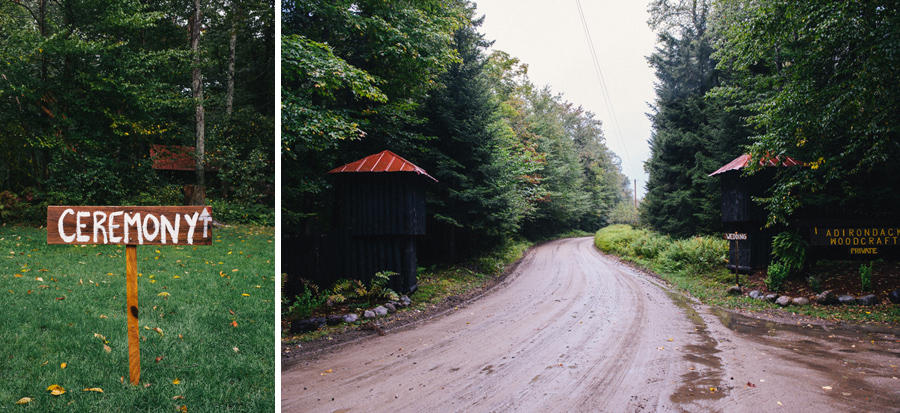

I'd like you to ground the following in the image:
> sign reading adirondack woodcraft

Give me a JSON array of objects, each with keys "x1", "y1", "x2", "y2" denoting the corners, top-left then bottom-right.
[
  {"x1": 46, "y1": 205, "x2": 215, "y2": 386},
  {"x1": 47, "y1": 206, "x2": 213, "y2": 245}
]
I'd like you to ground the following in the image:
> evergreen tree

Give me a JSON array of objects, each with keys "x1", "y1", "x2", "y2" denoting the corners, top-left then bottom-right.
[
  {"x1": 642, "y1": 0, "x2": 749, "y2": 238},
  {"x1": 417, "y1": 9, "x2": 526, "y2": 260}
]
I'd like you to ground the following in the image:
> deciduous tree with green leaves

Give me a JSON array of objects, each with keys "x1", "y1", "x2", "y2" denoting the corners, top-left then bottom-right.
[{"x1": 713, "y1": 0, "x2": 900, "y2": 224}]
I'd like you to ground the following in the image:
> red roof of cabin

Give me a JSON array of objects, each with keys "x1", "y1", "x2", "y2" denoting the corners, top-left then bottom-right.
[
  {"x1": 328, "y1": 150, "x2": 437, "y2": 181},
  {"x1": 151, "y1": 145, "x2": 197, "y2": 171},
  {"x1": 709, "y1": 153, "x2": 803, "y2": 176}
]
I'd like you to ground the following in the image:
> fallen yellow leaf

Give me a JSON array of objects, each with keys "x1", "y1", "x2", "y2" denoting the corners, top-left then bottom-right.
[
  {"x1": 158, "y1": 292, "x2": 170, "y2": 297},
  {"x1": 173, "y1": 378, "x2": 181, "y2": 385},
  {"x1": 61, "y1": 363, "x2": 67, "y2": 369},
  {"x1": 83, "y1": 388, "x2": 103, "y2": 393},
  {"x1": 15, "y1": 397, "x2": 32, "y2": 404},
  {"x1": 152, "y1": 327, "x2": 163, "y2": 336},
  {"x1": 103, "y1": 344, "x2": 112, "y2": 353},
  {"x1": 47, "y1": 384, "x2": 65, "y2": 396},
  {"x1": 14, "y1": 274, "x2": 22, "y2": 277},
  {"x1": 241, "y1": 293, "x2": 250, "y2": 297}
]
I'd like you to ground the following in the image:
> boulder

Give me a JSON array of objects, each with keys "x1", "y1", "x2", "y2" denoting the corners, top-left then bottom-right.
[
  {"x1": 764, "y1": 293, "x2": 779, "y2": 303},
  {"x1": 838, "y1": 294, "x2": 856, "y2": 305},
  {"x1": 384, "y1": 303, "x2": 397, "y2": 313},
  {"x1": 400, "y1": 295, "x2": 412, "y2": 307},
  {"x1": 363, "y1": 310, "x2": 376, "y2": 319},
  {"x1": 749, "y1": 290, "x2": 764, "y2": 300},
  {"x1": 888, "y1": 290, "x2": 900, "y2": 305},
  {"x1": 776, "y1": 296, "x2": 793, "y2": 307},
  {"x1": 290, "y1": 318, "x2": 324, "y2": 334},
  {"x1": 343, "y1": 313, "x2": 359, "y2": 323},
  {"x1": 374, "y1": 306, "x2": 389, "y2": 316},
  {"x1": 727, "y1": 285, "x2": 742, "y2": 295},
  {"x1": 792, "y1": 297, "x2": 810, "y2": 306},
  {"x1": 326, "y1": 314, "x2": 344, "y2": 326},
  {"x1": 858, "y1": 294, "x2": 880, "y2": 306},
  {"x1": 815, "y1": 291, "x2": 838, "y2": 306}
]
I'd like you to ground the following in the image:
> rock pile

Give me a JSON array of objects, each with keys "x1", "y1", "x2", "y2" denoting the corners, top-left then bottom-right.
[
  {"x1": 744, "y1": 289, "x2": 898, "y2": 308},
  {"x1": 290, "y1": 295, "x2": 413, "y2": 334}
]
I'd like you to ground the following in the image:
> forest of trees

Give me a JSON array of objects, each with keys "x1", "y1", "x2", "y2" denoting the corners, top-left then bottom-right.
[
  {"x1": 643, "y1": 0, "x2": 900, "y2": 237},
  {"x1": 282, "y1": 0, "x2": 634, "y2": 265},
  {"x1": 0, "y1": 0, "x2": 275, "y2": 224}
]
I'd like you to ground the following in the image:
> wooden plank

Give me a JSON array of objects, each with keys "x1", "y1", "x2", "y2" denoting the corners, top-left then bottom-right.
[
  {"x1": 126, "y1": 245, "x2": 140, "y2": 385},
  {"x1": 47, "y1": 206, "x2": 213, "y2": 245}
]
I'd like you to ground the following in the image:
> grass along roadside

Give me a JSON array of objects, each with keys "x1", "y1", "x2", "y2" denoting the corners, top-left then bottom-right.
[
  {"x1": 281, "y1": 240, "x2": 531, "y2": 345},
  {"x1": 595, "y1": 224, "x2": 900, "y2": 324},
  {"x1": 0, "y1": 225, "x2": 275, "y2": 411}
]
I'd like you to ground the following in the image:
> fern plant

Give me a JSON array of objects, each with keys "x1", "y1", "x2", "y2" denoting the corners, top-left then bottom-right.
[
  {"x1": 329, "y1": 271, "x2": 400, "y2": 305},
  {"x1": 771, "y1": 230, "x2": 808, "y2": 271},
  {"x1": 860, "y1": 262, "x2": 873, "y2": 292}
]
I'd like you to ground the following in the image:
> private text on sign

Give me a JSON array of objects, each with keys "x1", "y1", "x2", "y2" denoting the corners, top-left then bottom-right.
[{"x1": 47, "y1": 206, "x2": 213, "y2": 246}]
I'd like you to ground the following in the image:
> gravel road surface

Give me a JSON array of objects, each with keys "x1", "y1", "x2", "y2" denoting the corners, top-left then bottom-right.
[{"x1": 282, "y1": 237, "x2": 900, "y2": 412}]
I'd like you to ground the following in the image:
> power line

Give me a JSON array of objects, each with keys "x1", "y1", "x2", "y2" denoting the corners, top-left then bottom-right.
[{"x1": 574, "y1": 0, "x2": 637, "y2": 185}]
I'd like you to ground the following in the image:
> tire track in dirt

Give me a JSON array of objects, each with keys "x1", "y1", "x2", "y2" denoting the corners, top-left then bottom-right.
[{"x1": 281, "y1": 237, "x2": 896, "y2": 412}]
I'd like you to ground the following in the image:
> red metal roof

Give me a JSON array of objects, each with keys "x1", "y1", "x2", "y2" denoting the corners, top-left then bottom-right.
[
  {"x1": 151, "y1": 145, "x2": 197, "y2": 171},
  {"x1": 709, "y1": 153, "x2": 804, "y2": 176},
  {"x1": 328, "y1": 150, "x2": 437, "y2": 181}
]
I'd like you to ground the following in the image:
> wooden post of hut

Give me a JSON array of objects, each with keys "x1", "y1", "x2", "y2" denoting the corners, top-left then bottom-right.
[
  {"x1": 328, "y1": 150, "x2": 437, "y2": 293},
  {"x1": 709, "y1": 154, "x2": 803, "y2": 272}
]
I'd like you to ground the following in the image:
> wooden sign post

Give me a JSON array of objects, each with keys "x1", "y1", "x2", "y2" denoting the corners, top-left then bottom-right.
[
  {"x1": 47, "y1": 206, "x2": 214, "y2": 385},
  {"x1": 724, "y1": 232, "x2": 747, "y2": 287}
]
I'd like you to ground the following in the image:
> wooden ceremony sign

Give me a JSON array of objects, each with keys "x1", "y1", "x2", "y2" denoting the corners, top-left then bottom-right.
[{"x1": 47, "y1": 206, "x2": 214, "y2": 385}]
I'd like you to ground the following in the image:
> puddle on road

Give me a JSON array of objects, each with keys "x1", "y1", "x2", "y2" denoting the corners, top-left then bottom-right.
[{"x1": 665, "y1": 291, "x2": 728, "y2": 404}]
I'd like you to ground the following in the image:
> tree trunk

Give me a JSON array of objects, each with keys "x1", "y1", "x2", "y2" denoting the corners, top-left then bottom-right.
[
  {"x1": 225, "y1": 5, "x2": 238, "y2": 117},
  {"x1": 191, "y1": 0, "x2": 206, "y2": 197}
]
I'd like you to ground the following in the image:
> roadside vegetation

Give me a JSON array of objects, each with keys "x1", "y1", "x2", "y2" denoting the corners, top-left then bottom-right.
[
  {"x1": 595, "y1": 225, "x2": 900, "y2": 324},
  {"x1": 282, "y1": 239, "x2": 534, "y2": 344},
  {"x1": 0, "y1": 225, "x2": 275, "y2": 411}
]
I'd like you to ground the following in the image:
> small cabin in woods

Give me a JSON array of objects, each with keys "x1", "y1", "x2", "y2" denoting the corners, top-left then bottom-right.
[
  {"x1": 710, "y1": 154, "x2": 803, "y2": 271},
  {"x1": 328, "y1": 150, "x2": 436, "y2": 293}
]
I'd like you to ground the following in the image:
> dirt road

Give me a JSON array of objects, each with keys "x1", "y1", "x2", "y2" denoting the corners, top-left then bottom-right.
[{"x1": 282, "y1": 237, "x2": 900, "y2": 412}]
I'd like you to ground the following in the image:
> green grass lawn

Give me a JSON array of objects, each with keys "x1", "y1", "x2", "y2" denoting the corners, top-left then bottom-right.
[{"x1": 0, "y1": 225, "x2": 275, "y2": 411}]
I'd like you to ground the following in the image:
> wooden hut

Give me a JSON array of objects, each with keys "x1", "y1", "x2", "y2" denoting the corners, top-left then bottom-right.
[
  {"x1": 328, "y1": 150, "x2": 436, "y2": 293},
  {"x1": 710, "y1": 154, "x2": 803, "y2": 271}
]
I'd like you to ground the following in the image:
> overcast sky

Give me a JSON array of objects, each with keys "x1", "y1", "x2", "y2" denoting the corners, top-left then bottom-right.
[{"x1": 473, "y1": 0, "x2": 658, "y2": 197}]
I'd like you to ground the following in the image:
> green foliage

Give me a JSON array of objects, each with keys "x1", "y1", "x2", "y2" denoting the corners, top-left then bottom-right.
[
  {"x1": 860, "y1": 262, "x2": 873, "y2": 292},
  {"x1": 766, "y1": 261, "x2": 790, "y2": 293},
  {"x1": 0, "y1": 0, "x2": 274, "y2": 213},
  {"x1": 594, "y1": 225, "x2": 644, "y2": 255},
  {"x1": 208, "y1": 199, "x2": 274, "y2": 226},
  {"x1": 771, "y1": 230, "x2": 808, "y2": 271},
  {"x1": 284, "y1": 285, "x2": 327, "y2": 320},
  {"x1": 629, "y1": 231, "x2": 670, "y2": 259},
  {"x1": 642, "y1": 0, "x2": 751, "y2": 238},
  {"x1": 595, "y1": 225, "x2": 726, "y2": 273},
  {"x1": 807, "y1": 275, "x2": 823, "y2": 294},
  {"x1": 657, "y1": 236, "x2": 728, "y2": 272},
  {"x1": 329, "y1": 271, "x2": 400, "y2": 306},
  {"x1": 713, "y1": 1, "x2": 900, "y2": 224}
]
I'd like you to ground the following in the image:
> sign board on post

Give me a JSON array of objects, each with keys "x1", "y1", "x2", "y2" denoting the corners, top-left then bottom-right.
[
  {"x1": 47, "y1": 206, "x2": 213, "y2": 246},
  {"x1": 47, "y1": 206, "x2": 214, "y2": 385},
  {"x1": 724, "y1": 232, "x2": 747, "y2": 287}
]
